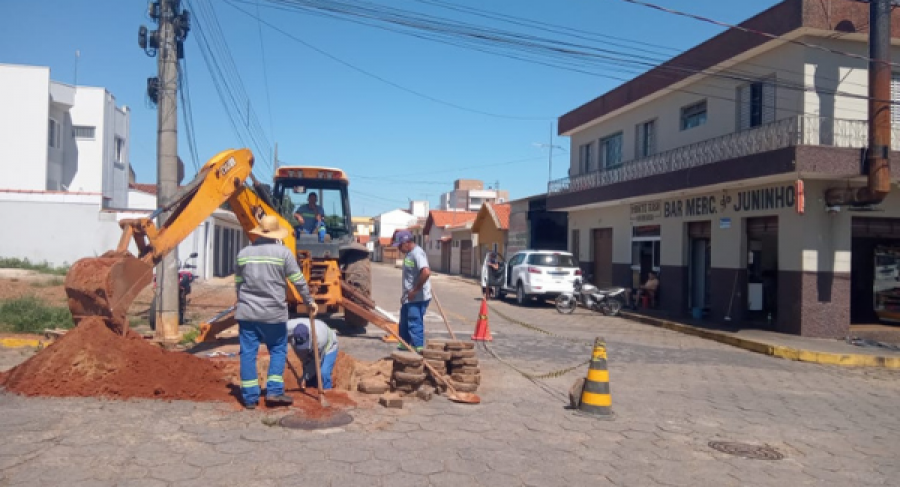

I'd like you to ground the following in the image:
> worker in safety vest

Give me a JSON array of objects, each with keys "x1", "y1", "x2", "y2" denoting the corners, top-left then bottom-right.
[
  {"x1": 235, "y1": 215, "x2": 318, "y2": 409},
  {"x1": 287, "y1": 317, "x2": 339, "y2": 390}
]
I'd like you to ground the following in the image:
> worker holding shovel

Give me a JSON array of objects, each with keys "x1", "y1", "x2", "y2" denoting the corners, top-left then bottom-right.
[
  {"x1": 235, "y1": 216, "x2": 318, "y2": 410},
  {"x1": 287, "y1": 317, "x2": 338, "y2": 390},
  {"x1": 393, "y1": 230, "x2": 432, "y2": 353}
]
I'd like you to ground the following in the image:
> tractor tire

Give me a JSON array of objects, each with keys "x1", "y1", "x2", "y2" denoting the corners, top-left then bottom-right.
[{"x1": 343, "y1": 253, "x2": 372, "y2": 328}]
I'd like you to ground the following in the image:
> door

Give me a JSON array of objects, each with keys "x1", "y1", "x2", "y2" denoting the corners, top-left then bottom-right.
[
  {"x1": 593, "y1": 228, "x2": 613, "y2": 287},
  {"x1": 460, "y1": 240, "x2": 473, "y2": 276},
  {"x1": 688, "y1": 221, "x2": 712, "y2": 310},
  {"x1": 505, "y1": 253, "x2": 524, "y2": 289},
  {"x1": 441, "y1": 242, "x2": 451, "y2": 273}
]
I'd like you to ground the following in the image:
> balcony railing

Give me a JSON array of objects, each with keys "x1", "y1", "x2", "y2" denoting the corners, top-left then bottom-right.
[{"x1": 548, "y1": 116, "x2": 900, "y2": 195}]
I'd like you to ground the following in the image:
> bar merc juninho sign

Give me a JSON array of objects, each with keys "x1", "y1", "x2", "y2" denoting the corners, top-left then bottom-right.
[{"x1": 660, "y1": 184, "x2": 798, "y2": 219}]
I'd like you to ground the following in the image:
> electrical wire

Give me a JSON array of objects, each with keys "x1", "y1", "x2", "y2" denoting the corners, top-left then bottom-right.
[
  {"x1": 615, "y1": 0, "x2": 900, "y2": 69},
  {"x1": 255, "y1": 0, "x2": 277, "y2": 138},
  {"x1": 225, "y1": 0, "x2": 555, "y2": 120},
  {"x1": 186, "y1": 0, "x2": 276, "y2": 177},
  {"x1": 245, "y1": 0, "x2": 887, "y2": 115}
]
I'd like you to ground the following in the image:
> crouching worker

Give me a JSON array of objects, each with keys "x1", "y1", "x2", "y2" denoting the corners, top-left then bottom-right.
[{"x1": 287, "y1": 317, "x2": 339, "y2": 390}]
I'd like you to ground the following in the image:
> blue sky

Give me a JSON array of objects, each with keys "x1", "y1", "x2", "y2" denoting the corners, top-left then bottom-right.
[{"x1": 1, "y1": 0, "x2": 781, "y2": 215}]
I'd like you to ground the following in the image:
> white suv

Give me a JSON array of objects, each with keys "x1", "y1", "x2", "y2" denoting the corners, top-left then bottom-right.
[{"x1": 490, "y1": 250, "x2": 581, "y2": 306}]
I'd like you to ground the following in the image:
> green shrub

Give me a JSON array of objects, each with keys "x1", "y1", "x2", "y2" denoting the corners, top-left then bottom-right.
[
  {"x1": 0, "y1": 296, "x2": 73, "y2": 333},
  {"x1": 0, "y1": 257, "x2": 70, "y2": 276}
]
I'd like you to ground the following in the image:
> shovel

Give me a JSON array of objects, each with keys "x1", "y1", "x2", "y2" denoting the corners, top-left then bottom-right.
[
  {"x1": 370, "y1": 317, "x2": 480, "y2": 405},
  {"x1": 431, "y1": 291, "x2": 457, "y2": 340},
  {"x1": 307, "y1": 308, "x2": 330, "y2": 408}
]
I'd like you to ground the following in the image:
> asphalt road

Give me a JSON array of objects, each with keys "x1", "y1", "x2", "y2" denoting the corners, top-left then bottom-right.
[{"x1": 0, "y1": 262, "x2": 898, "y2": 486}]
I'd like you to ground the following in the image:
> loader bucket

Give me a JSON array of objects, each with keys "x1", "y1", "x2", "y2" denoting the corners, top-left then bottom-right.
[{"x1": 64, "y1": 252, "x2": 154, "y2": 333}]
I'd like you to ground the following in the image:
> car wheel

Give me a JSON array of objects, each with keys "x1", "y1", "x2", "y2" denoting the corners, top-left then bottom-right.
[{"x1": 516, "y1": 282, "x2": 527, "y2": 306}]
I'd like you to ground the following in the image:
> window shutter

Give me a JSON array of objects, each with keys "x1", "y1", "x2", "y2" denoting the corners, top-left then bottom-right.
[
  {"x1": 737, "y1": 85, "x2": 751, "y2": 131},
  {"x1": 762, "y1": 77, "x2": 776, "y2": 124}
]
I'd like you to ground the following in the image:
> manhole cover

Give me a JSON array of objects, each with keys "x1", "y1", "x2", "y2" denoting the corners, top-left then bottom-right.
[
  {"x1": 708, "y1": 441, "x2": 784, "y2": 460},
  {"x1": 279, "y1": 411, "x2": 353, "y2": 430}
]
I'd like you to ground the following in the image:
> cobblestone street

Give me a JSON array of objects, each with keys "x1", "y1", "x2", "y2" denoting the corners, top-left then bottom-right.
[{"x1": 1, "y1": 263, "x2": 899, "y2": 486}]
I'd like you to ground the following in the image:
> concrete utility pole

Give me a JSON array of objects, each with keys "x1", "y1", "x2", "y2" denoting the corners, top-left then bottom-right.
[
  {"x1": 139, "y1": 0, "x2": 191, "y2": 341},
  {"x1": 825, "y1": 0, "x2": 892, "y2": 206}
]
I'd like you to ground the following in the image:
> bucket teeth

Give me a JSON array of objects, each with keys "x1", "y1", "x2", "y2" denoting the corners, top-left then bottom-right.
[{"x1": 64, "y1": 252, "x2": 153, "y2": 333}]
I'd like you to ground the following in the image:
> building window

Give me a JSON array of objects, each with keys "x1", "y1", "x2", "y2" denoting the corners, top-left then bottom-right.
[
  {"x1": 114, "y1": 137, "x2": 125, "y2": 164},
  {"x1": 737, "y1": 77, "x2": 775, "y2": 131},
  {"x1": 680, "y1": 100, "x2": 707, "y2": 131},
  {"x1": 599, "y1": 132, "x2": 623, "y2": 169},
  {"x1": 73, "y1": 125, "x2": 96, "y2": 139},
  {"x1": 48, "y1": 118, "x2": 61, "y2": 148},
  {"x1": 578, "y1": 142, "x2": 593, "y2": 174},
  {"x1": 636, "y1": 120, "x2": 656, "y2": 158},
  {"x1": 571, "y1": 229, "x2": 581, "y2": 261}
]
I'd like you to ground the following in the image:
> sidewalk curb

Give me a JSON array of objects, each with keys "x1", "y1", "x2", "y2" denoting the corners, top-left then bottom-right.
[
  {"x1": 0, "y1": 337, "x2": 45, "y2": 349},
  {"x1": 621, "y1": 312, "x2": 900, "y2": 369}
]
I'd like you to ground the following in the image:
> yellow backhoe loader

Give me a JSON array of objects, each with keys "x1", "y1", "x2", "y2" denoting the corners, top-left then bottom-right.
[{"x1": 63, "y1": 148, "x2": 393, "y2": 341}]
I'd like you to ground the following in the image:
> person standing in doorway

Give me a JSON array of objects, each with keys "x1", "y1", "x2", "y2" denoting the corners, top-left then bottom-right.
[
  {"x1": 235, "y1": 215, "x2": 318, "y2": 409},
  {"x1": 394, "y1": 230, "x2": 431, "y2": 352}
]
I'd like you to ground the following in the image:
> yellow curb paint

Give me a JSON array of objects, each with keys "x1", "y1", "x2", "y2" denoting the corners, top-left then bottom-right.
[
  {"x1": 587, "y1": 369, "x2": 610, "y2": 382},
  {"x1": 0, "y1": 337, "x2": 44, "y2": 349},
  {"x1": 621, "y1": 312, "x2": 900, "y2": 369},
  {"x1": 580, "y1": 391, "x2": 612, "y2": 407}
]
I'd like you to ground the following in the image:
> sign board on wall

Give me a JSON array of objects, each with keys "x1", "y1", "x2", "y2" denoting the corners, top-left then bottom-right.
[
  {"x1": 719, "y1": 217, "x2": 731, "y2": 229},
  {"x1": 662, "y1": 184, "x2": 797, "y2": 218},
  {"x1": 630, "y1": 201, "x2": 662, "y2": 222}
]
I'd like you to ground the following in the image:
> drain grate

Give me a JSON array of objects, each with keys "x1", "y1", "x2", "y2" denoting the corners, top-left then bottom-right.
[
  {"x1": 708, "y1": 441, "x2": 784, "y2": 460},
  {"x1": 278, "y1": 411, "x2": 354, "y2": 430}
]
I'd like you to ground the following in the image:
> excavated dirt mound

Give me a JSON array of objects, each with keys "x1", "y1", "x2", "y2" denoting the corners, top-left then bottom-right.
[
  {"x1": 0, "y1": 317, "x2": 233, "y2": 401},
  {"x1": 0, "y1": 317, "x2": 358, "y2": 415}
]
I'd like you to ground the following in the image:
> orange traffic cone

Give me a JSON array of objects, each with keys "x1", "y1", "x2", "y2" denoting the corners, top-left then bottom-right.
[{"x1": 472, "y1": 297, "x2": 493, "y2": 341}]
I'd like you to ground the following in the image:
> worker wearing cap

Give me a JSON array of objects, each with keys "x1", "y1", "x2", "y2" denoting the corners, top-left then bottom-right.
[
  {"x1": 287, "y1": 317, "x2": 338, "y2": 390},
  {"x1": 293, "y1": 192, "x2": 325, "y2": 235},
  {"x1": 393, "y1": 230, "x2": 431, "y2": 352},
  {"x1": 235, "y1": 215, "x2": 318, "y2": 409}
]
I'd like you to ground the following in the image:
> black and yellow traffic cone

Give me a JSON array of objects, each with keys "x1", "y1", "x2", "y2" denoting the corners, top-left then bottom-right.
[{"x1": 577, "y1": 337, "x2": 613, "y2": 419}]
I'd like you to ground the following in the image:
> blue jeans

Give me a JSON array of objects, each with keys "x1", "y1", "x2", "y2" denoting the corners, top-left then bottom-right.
[
  {"x1": 304, "y1": 348, "x2": 338, "y2": 390},
  {"x1": 400, "y1": 300, "x2": 430, "y2": 348},
  {"x1": 238, "y1": 321, "x2": 287, "y2": 404}
]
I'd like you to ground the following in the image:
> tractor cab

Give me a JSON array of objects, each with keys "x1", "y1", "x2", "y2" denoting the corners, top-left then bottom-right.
[{"x1": 272, "y1": 167, "x2": 354, "y2": 259}]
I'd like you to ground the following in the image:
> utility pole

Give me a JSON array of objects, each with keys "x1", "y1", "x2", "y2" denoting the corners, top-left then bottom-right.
[
  {"x1": 139, "y1": 0, "x2": 191, "y2": 342},
  {"x1": 825, "y1": 0, "x2": 891, "y2": 206}
]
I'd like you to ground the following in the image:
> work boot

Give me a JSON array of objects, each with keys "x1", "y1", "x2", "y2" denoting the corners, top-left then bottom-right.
[
  {"x1": 265, "y1": 394, "x2": 294, "y2": 407},
  {"x1": 244, "y1": 401, "x2": 258, "y2": 410}
]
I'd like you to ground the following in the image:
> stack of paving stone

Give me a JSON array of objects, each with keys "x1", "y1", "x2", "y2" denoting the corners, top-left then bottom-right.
[
  {"x1": 390, "y1": 351, "x2": 427, "y2": 394},
  {"x1": 423, "y1": 340, "x2": 479, "y2": 393}
]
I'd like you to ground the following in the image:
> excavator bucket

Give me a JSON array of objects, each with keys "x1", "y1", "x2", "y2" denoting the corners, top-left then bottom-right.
[{"x1": 64, "y1": 251, "x2": 154, "y2": 333}]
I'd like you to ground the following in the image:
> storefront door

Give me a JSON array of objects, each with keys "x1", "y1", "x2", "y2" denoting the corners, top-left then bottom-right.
[
  {"x1": 593, "y1": 228, "x2": 613, "y2": 287},
  {"x1": 746, "y1": 216, "x2": 778, "y2": 325},
  {"x1": 688, "y1": 221, "x2": 711, "y2": 311},
  {"x1": 851, "y1": 217, "x2": 900, "y2": 323}
]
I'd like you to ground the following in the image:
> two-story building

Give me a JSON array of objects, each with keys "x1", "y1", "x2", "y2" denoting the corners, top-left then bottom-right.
[{"x1": 549, "y1": 0, "x2": 900, "y2": 338}]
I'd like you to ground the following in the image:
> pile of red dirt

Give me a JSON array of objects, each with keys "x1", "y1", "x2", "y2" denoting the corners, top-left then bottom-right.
[
  {"x1": 332, "y1": 351, "x2": 356, "y2": 391},
  {"x1": 0, "y1": 317, "x2": 358, "y2": 415},
  {"x1": 0, "y1": 317, "x2": 234, "y2": 401}
]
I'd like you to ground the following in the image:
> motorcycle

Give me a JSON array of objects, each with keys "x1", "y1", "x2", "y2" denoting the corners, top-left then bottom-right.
[
  {"x1": 149, "y1": 252, "x2": 198, "y2": 330},
  {"x1": 555, "y1": 277, "x2": 625, "y2": 316}
]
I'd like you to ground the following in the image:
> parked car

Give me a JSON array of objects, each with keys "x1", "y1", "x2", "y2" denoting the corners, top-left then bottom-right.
[{"x1": 485, "y1": 250, "x2": 582, "y2": 305}]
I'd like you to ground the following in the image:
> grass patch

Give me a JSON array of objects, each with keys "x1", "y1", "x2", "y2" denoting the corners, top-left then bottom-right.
[
  {"x1": 180, "y1": 327, "x2": 200, "y2": 345},
  {"x1": 0, "y1": 257, "x2": 70, "y2": 276},
  {"x1": 29, "y1": 277, "x2": 65, "y2": 288},
  {"x1": 0, "y1": 296, "x2": 73, "y2": 334}
]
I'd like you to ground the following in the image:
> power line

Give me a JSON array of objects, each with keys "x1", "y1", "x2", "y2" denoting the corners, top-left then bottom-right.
[
  {"x1": 615, "y1": 0, "x2": 900, "y2": 69},
  {"x1": 225, "y1": 0, "x2": 555, "y2": 121},
  {"x1": 255, "y1": 0, "x2": 277, "y2": 138}
]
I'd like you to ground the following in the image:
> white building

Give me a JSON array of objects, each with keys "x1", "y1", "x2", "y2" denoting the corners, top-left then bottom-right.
[
  {"x1": 372, "y1": 208, "x2": 419, "y2": 262},
  {"x1": 439, "y1": 179, "x2": 509, "y2": 212},
  {"x1": 0, "y1": 63, "x2": 242, "y2": 281},
  {"x1": 549, "y1": 0, "x2": 900, "y2": 338}
]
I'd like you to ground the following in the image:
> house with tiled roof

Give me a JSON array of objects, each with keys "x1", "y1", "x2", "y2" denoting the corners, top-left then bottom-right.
[
  {"x1": 472, "y1": 202, "x2": 511, "y2": 266},
  {"x1": 423, "y1": 210, "x2": 478, "y2": 273}
]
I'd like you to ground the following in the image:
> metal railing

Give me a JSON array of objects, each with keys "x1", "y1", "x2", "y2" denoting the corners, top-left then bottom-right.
[{"x1": 548, "y1": 116, "x2": 900, "y2": 195}]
